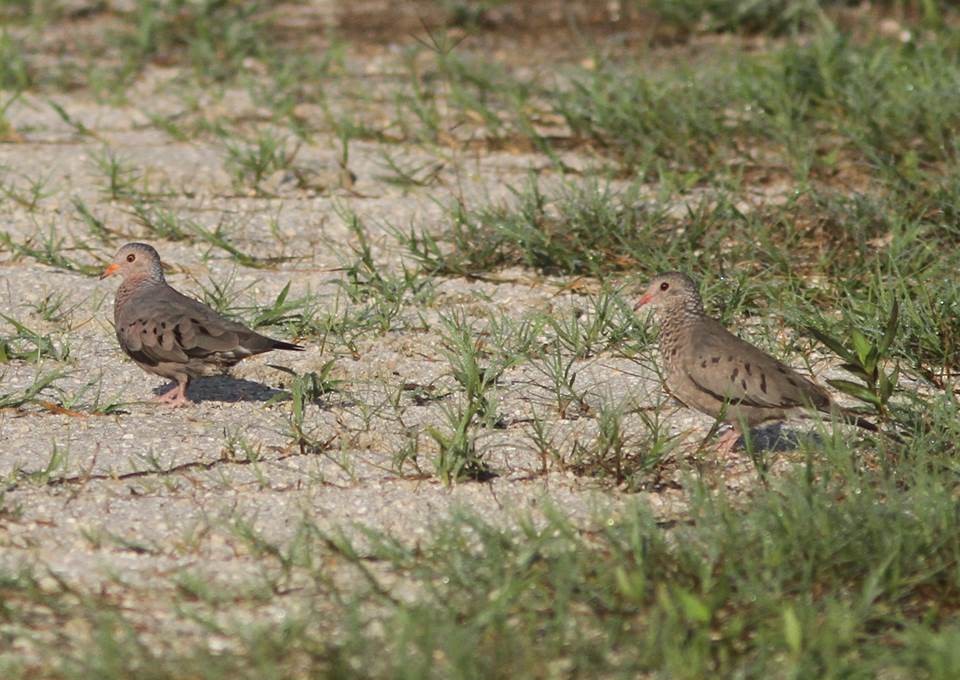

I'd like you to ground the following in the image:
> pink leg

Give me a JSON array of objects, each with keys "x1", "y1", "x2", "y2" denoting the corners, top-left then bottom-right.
[
  {"x1": 715, "y1": 427, "x2": 742, "y2": 458},
  {"x1": 154, "y1": 380, "x2": 190, "y2": 408}
]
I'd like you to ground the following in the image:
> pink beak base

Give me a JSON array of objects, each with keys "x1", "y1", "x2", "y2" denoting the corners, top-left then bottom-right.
[
  {"x1": 99, "y1": 263, "x2": 120, "y2": 280},
  {"x1": 634, "y1": 292, "x2": 652, "y2": 310}
]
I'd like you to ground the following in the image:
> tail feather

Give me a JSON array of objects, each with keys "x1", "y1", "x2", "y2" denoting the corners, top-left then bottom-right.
[
  {"x1": 271, "y1": 338, "x2": 304, "y2": 352},
  {"x1": 237, "y1": 327, "x2": 305, "y2": 354},
  {"x1": 839, "y1": 409, "x2": 878, "y2": 432},
  {"x1": 819, "y1": 406, "x2": 905, "y2": 443}
]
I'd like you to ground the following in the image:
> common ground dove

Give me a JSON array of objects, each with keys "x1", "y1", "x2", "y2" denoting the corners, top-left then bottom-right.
[
  {"x1": 635, "y1": 272, "x2": 876, "y2": 455},
  {"x1": 101, "y1": 242, "x2": 303, "y2": 407}
]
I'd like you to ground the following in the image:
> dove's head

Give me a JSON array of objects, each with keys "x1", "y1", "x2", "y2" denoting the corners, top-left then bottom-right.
[
  {"x1": 634, "y1": 272, "x2": 704, "y2": 317},
  {"x1": 100, "y1": 242, "x2": 165, "y2": 282}
]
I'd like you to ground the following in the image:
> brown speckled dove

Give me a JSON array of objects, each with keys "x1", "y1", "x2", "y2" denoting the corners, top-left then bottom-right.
[
  {"x1": 635, "y1": 272, "x2": 876, "y2": 455},
  {"x1": 101, "y1": 242, "x2": 303, "y2": 407}
]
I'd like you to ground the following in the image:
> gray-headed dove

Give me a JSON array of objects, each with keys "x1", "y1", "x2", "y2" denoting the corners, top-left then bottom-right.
[
  {"x1": 635, "y1": 272, "x2": 876, "y2": 455},
  {"x1": 101, "y1": 242, "x2": 303, "y2": 407}
]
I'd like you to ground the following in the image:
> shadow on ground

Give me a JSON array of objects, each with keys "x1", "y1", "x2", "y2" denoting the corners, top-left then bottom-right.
[
  {"x1": 741, "y1": 422, "x2": 821, "y2": 453},
  {"x1": 153, "y1": 376, "x2": 289, "y2": 404}
]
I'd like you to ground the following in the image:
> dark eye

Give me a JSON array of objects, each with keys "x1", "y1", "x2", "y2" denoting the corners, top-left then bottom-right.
[
  {"x1": 660, "y1": 282, "x2": 670, "y2": 291},
  {"x1": 126, "y1": 253, "x2": 136, "y2": 262}
]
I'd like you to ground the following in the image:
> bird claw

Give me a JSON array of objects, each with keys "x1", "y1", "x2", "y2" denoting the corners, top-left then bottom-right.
[
  {"x1": 715, "y1": 428, "x2": 742, "y2": 458},
  {"x1": 155, "y1": 383, "x2": 190, "y2": 407}
]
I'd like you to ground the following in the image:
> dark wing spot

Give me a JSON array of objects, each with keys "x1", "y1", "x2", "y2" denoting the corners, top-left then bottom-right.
[
  {"x1": 671, "y1": 348, "x2": 678, "y2": 357},
  {"x1": 730, "y1": 368, "x2": 739, "y2": 381},
  {"x1": 787, "y1": 377, "x2": 797, "y2": 387},
  {"x1": 744, "y1": 363, "x2": 752, "y2": 375},
  {"x1": 127, "y1": 348, "x2": 159, "y2": 367},
  {"x1": 160, "y1": 321, "x2": 167, "y2": 329},
  {"x1": 190, "y1": 318, "x2": 201, "y2": 325},
  {"x1": 173, "y1": 325, "x2": 185, "y2": 347},
  {"x1": 760, "y1": 374, "x2": 767, "y2": 394},
  {"x1": 727, "y1": 355, "x2": 733, "y2": 361},
  {"x1": 196, "y1": 324, "x2": 210, "y2": 337},
  {"x1": 711, "y1": 357, "x2": 720, "y2": 364},
  {"x1": 741, "y1": 379, "x2": 747, "y2": 390},
  {"x1": 700, "y1": 360, "x2": 707, "y2": 368},
  {"x1": 688, "y1": 372, "x2": 775, "y2": 409},
  {"x1": 777, "y1": 365, "x2": 787, "y2": 374}
]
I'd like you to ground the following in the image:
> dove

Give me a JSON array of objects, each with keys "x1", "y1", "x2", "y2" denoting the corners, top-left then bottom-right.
[
  {"x1": 634, "y1": 271, "x2": 876, "y2": 455},
  {"x1": 100, "y1": 242, "x2": 303, "y2": 407}
]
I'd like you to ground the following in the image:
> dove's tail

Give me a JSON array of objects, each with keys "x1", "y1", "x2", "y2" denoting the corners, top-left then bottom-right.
[
  {"x1": 271, "y1": 339, "x2": 305, "y2": 352},
  {"x1": 828, "y1": 407, "x2": 906, "y2": 443},
  {"x1": 800, "y1": 405, "x2": 905, "y2": 443},
  {"x1": 839, "y1": 409, "x2": 878, "y2": 432}
]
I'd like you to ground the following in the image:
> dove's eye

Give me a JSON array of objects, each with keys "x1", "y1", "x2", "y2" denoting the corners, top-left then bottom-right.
[
  {"x1": 660, "y1": 282, "x2": 670, "y2": 291},
  {"x1": 126, "y1": 253, "x2": 136, "y2": 262}
]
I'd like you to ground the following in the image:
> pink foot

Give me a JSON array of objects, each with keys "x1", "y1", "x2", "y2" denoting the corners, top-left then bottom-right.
[
  {"x1": 154, "y1": 382, "x2": 190, "y2": 408},
  {"x1": 715, "y1": 428, "x2": 742, "y2": 458}
]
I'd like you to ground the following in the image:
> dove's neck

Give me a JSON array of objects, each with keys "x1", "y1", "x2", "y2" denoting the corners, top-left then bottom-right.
[
  {"x1": 115, "y1": 274, "x2": 165, "y2": 316},
  {"x1": 658, "y1": 298, "x2": 706, "y2": 364}
]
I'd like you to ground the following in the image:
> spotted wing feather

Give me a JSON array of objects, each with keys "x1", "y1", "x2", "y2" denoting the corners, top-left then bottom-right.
[
  {"x1": 117, "y1": 285, "x2": 299, "y2": 378},
  {"x1": 680, "y1": 318, "x2": 830, "y2": 416}
]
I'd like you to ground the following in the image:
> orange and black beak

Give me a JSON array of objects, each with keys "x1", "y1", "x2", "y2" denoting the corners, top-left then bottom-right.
[
  {"x1": 99, "y1": 263, "x2": 120, "y2": 280},
  {"x1": 633, "y1": 292, "x2": 652, "y2": 311}
]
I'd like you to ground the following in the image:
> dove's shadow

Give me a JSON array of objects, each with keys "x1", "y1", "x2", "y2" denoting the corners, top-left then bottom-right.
[
  {"x1": 153, "y1": 376, "x2": 289, "y2": 404},
  {"x1": 737, "y1": 422, "x2": 822, "y2": 453}
]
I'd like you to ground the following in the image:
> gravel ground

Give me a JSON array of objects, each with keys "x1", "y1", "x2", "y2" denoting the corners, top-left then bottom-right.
[
  {"x1": 0, "y1": 9, "x2": 839, "y2": 655},
  {"x1": 0, "y1": 90, "x2": 693, "y2": 580}
]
